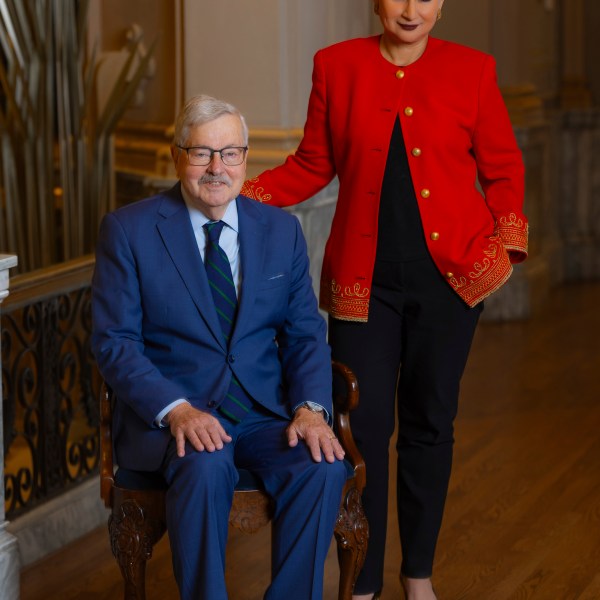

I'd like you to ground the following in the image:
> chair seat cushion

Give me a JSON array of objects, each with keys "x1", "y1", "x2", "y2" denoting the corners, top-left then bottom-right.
[{"x1": 114, "y1": 459, "x2": 355, "y2": 492}]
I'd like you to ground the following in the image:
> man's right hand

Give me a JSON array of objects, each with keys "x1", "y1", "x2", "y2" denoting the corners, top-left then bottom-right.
[{"x1": 166, "y1": 403, "x2": 232, "y2": 457}]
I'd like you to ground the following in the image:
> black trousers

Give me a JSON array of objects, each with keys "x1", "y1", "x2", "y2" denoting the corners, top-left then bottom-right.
[{"x1": 329, "y1": 257, "x2": 482, "y2": 593}]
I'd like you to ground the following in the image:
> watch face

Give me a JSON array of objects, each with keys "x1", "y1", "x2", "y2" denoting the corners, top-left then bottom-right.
[{"x1": 298, "y1": 402, "x2": 324, "y2": 415}]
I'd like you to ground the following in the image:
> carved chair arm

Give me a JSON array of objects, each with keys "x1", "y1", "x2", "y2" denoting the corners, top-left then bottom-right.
[
  {"x1": 100, "y1": 383, "x2": 115, "y2": 508},
  {"x1": 331, "y1": 360, "x2": 366, "y2": 492}
]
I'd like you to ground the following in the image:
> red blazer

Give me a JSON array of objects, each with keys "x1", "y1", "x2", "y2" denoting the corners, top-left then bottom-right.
[{"x1": 242, "y1": 36, "x2": 528, "y2": 321}]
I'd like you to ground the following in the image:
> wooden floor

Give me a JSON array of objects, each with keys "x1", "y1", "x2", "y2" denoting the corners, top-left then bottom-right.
[{"x1": 20, "y1": 282, "x2": 600, "y2": 599}]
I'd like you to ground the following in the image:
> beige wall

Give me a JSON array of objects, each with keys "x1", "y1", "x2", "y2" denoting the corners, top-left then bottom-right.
[
  {"x1": 95, "y1": 0, "x2": 595, "y2": 180},
  {"x1": 182, "y1": 0, "x2": 370, "y2": 130},
  {"x1": 93, "y1": 0, "x2": 590, "y2": 132}
]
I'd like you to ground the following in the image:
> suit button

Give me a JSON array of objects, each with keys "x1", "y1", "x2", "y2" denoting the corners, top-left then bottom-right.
[
  {"x1": 404, "y1": 106, "x2": 414, "y2": 117},
  {"x1": 430, "y1": 232, "x2": 440, "y2": 241},
  {"x1": 207, "y1": 400, "x2": 217, "y2": 408},
  {"x1": 228, "y1": 354, "x2": 235, "y2": 363},
  {"x1": 396, "y1": 69, "x2": 405, "y2": 79},
  {"x1": 446, "y1": 272, "x2": 454, "y2": 279},
  {"x1": 420, "y1": 188, "x2": 430, "y2": 198},
  {"x1": 412, "y1": 147, "x2": 422, "y2": 157}
]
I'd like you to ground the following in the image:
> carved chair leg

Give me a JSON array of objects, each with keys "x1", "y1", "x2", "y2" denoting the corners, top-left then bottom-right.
[
  {"x1": 334, "y1": 486, "x2": 369, "y2": 600},
  {"x1": 109, "y1": 499, "x2": 166, "y2": 600}
]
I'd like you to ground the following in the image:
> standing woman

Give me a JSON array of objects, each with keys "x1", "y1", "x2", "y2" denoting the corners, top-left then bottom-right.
[{"x1": 242, "y1": 1, "x2": 528, "y2": 598}]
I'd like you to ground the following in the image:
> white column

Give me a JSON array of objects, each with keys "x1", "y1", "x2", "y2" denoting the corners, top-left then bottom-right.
[{"x1": 0, "y1": 254, "x2": 20, "y2": 600}]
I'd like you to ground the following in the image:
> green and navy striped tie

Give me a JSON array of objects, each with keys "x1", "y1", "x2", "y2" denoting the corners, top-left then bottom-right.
[{"x1": 203, "y1": 221, "x2": 253, "y2": 422}]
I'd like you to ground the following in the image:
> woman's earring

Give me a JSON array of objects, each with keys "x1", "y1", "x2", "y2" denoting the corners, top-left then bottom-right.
[{"x1": 437, "y1": 8, "x2": 443, "y2": 21}]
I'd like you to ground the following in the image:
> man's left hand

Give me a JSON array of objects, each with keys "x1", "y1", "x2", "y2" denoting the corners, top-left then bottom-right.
[{"x1": 287, "y1": 407, "x2": 346, "y2": 463}]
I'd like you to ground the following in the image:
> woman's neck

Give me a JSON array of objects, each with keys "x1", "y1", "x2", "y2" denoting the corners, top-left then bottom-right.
[{"x1": 379, "y1": 34, "x2": 429, "y2": 67}]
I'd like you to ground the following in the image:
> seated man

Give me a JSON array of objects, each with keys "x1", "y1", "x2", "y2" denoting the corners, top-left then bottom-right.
[{"x1": 91, "y1": 94, "x2": 347, "y2": 600}]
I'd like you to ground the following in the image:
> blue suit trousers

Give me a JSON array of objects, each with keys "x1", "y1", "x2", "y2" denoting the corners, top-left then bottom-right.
[{"x1": 160, "y1": 405, "x2": 347, "y2": 600}]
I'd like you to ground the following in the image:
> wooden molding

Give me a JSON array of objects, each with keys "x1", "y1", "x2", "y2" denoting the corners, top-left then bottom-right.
[{"x1": 501, "y1": 83, "x2": 546, "y2": 127}]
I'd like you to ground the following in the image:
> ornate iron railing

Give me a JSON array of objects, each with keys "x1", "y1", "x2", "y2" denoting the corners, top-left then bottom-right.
[{"x1": 2, "y1": 255, "x2": 101, "y2": 520}]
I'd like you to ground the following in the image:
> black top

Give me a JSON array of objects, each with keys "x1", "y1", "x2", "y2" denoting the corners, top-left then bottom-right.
[{"x1": 375, "y1": 116, "x2": 428, "y2": 262}]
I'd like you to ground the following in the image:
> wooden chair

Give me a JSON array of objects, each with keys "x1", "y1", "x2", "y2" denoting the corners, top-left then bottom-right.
[{"x1": 100, "y1": 360, "x2": 368, "y2": 599}]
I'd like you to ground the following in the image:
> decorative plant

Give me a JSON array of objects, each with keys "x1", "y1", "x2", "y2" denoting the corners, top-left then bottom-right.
[{"x1": 0, "y1": 0, "x2": 155, "y2": 272}]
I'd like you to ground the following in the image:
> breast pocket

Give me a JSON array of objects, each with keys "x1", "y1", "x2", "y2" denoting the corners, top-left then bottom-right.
[
  {"x1": 253, "y1": 273, "x2": 290, "y2": 323},
  {"x1": 257, "y1": 272, "x2": 290, "y2": 291}
]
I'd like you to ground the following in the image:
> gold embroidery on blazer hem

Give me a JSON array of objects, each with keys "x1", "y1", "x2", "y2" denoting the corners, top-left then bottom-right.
[
  {"x1": 497, "y1": 213, "x2": 529, "y2": 256},
  {"x1": 451, "y1": 257, "x2": 513, "y2": 307},
  {"x1": 320, "y1": 279, "x2": 370, "y2": 322}
]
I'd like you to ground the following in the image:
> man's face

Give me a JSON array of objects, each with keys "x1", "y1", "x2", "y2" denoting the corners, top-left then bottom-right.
[{"x1": 172, "y1": 114, "x2": 247, "y2": 220}]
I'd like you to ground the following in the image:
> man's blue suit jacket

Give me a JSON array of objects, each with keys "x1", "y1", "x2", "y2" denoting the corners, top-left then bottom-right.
[{"x1": 91, "y1": 183, "x2": 332, "y2": 472}]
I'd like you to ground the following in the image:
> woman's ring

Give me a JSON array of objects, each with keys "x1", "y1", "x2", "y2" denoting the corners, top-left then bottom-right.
[{"x1": 329, "y1": 435, "x2": 337, "y2": 440}]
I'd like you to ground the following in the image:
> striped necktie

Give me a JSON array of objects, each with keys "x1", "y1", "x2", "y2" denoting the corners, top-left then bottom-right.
[{"x1": 203, "y1": 221, "x2": 253, "y2": 422}]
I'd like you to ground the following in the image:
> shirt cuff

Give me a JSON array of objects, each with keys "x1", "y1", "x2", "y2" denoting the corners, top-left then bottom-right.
[{"x1": 155, "y1": 398, "x2": 189, "y2": 428}]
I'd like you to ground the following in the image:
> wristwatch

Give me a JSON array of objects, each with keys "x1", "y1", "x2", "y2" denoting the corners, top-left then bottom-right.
[{"x1": 296, "y1": 401, "x2": 325, "y2": 417}]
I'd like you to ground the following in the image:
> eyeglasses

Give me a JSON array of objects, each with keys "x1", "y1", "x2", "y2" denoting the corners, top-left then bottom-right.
[{"x1": 177, "y1": 145, "x2": 248, "y2": 167}]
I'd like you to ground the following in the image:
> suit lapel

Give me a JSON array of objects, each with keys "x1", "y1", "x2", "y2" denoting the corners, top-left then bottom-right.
[
  {"x1": 156, "y1": 186, "x2": 225, "y2": 350},
  {"x1": 232, "y1": 197, "x2": 267, "y2": 345}
]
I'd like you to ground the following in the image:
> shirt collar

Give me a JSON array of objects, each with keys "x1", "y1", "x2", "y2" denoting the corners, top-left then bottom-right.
[{"x1": 185, "y1": 198, "x2": 239, "y2": 235}]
